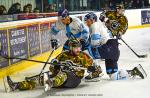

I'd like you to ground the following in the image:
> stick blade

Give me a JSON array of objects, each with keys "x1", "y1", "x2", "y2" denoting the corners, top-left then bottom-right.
[{"x1": 138, "y1": 54, "x2": 148, "y2": 58}]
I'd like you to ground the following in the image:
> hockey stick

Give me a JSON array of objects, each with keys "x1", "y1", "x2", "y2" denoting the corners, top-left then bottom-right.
[
  {"x1": 120, "y1": 38, "x2": 147, "y2": 58},
  {"x1": 0, "y1": 48, "x2": 56, "y2": 65},
  {"x1": 103, "y1": 15, "x2": 147, "y2": 58},
  {"x1": 38, "y1": 48, "x2": 55, "y2": 76},
  {"x1": 0, "y1": 42, "x2": 54, "y2": 64},
  {"x1": 1, "y1": 56, "x2": 52, "y2": 64},
  {"x1": 25, "y1": 61, "x2": 87, "y2": 80}
]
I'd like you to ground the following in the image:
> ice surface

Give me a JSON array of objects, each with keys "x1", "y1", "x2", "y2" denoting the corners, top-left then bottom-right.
[{"x1": 0, "y1": 28, "x2": 150, "y2": 98}]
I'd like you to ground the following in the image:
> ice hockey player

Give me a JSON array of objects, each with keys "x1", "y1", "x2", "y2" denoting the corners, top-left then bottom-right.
[
  {"x1": 84, "y1": 12, "x2": 111, "y2": 79},
  {"x1": 50, "y1": 8, "x2": 89, "y2": 51},
  {"x1": 4, "y1": 39, "x2": 101, "y2": 92},
  {"x1": 84, "y1": 13, "x2": 120, "y2": 79},
  {"x1": 99, "y1": 4, "x2": 128, "y2": 37},
  {"x1": 98, "y1": 4, "x2": 147, "y2": 80}
]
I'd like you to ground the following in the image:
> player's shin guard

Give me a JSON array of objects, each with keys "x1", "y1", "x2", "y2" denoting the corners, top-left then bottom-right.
[
  {"x1": 3, "y1": 76, "x2": 37, "y2": 92},
  {"x1": 52, "y1": 72, "x2": 67, "y2": 87},
  {"x1": 25, "y1": 72, "x2": 50, "y2": 86},
  {"x1": 108, "y1": 69, "x2": 127, "y2": 80}
]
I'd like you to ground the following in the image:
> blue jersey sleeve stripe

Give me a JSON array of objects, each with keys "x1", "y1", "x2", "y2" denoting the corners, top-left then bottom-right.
[
  {"x1": 74, "y1": 32, "x2": 81, "y2": 38},
  {"x1": 51, "y1": 27, "x2": 59, "y2": 35},
  {"x1": 81, "y1": 29, "x2": 89, "y2": 40},
  {"x1": 82, "y1": 29, "x2": 88, "y2": 34},
  {"x1": 91, "y1": 34, "x2": 101, "y2": 40}
]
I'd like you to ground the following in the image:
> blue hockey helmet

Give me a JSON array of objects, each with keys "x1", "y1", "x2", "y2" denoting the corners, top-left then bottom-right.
[
  {"x1": 58, "y1": 9, "x2": 69, "y2": 18},
  {"x1": 84, "y1": 12, "x2": 97, "y2": 22}
]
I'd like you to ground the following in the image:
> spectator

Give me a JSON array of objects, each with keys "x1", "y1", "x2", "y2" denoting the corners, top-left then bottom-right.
[
  {"x1": 124, "y1": 1, "x2": 129, "y2": 9},
  {"x1": 141, "y1": 0, "x2": 145, "y2": 8},
  {"x1": 45, "y1": 4, "x2": 55, "y2": 12},
  {"x1": 23, "y1": 5, "x2": 30, "y2": 13},
  {"x1": 102, "y1": 3, "x2": 110, "y2": 10},
  {"x1": 135, "y1": 0, "x2": 143, "y2": 8},
  {"x1": 144, "y1": 0, "x2": 150, "y2": 7},
  {"x1": 108, "y1": 0, "x2": 115, "y2": 9},
  {"x1": 128, "y1": 0, "x2": 134, "y2": 9},
  {"x1": 0, "y1": 5, "x2": 7, "y2": 15},
  {"x1": 8, "y1": 2, "x2": 22, "y2": 14},
  {"x1": 33, "y1": 8, "x2": 40, "y2": 13},
  {"x1": 33, "y1": 8, "x2": 42, "y2": 18},
  {"x1": 26, "y1": 4, "x2": 32, "y2": 13}
]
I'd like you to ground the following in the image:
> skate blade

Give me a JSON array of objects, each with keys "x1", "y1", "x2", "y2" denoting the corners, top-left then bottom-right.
[
  {"x1": 84, "y1": 73, "x2": 104, "y2": 82},
  {"x1": 44, "y1": 73, "x2": 51, "y2": 92},
  {"x1": 85, "y1": 76, "x2": 102, "y2": 82},
  {"x1": 3, "y1": 77, "x2": 10, "y2": 93},
  {"x1": 138, "y1": 64, "x2": 147, "y2": 79},
  {"x1": 44, "y1": 84, "x2": 51, "y2": 92},
  {"x1": 99, "y1": 73, "x2": 104, "y2": 77},
  {"x1": 85, "y1": 79, "x2": 101, "y2": 82}
]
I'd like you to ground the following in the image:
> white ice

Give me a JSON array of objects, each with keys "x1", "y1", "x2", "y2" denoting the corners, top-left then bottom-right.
[{"x1": 0, "y1": 27, "x2": 150, "y2": 98}]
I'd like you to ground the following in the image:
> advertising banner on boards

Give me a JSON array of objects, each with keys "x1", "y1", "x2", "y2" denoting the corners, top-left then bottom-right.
[
  {"x1": 141, "y1": 10, "x2": 150, "y2": 24},
  {"x1": 8, "y1": 27, "x2": 28, "y2": 64},
  {"x1": 0, "y1": 30, "x2": 9, "y2": 68},
  {"x1": 28, "y1": 24, "x2": 41, "y2": 57},
  {"x1": 40, "y1": 23, "x2": 51, "y2": 53}
]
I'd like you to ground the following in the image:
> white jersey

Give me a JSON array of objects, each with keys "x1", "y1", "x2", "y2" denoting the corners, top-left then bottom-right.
[
  {"x1": 89, "y1": 21, "x2": 111, "y2": 46},
  {"x1": 50, "y1": 17, "x2": 89, "y2": 42}
]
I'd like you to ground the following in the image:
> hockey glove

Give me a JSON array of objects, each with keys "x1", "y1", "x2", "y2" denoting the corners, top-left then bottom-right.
[
  {"x1": 51, "y1": 39, "x2": 58, "y2": 49},
  {"x1": 60, "y1": 60, "x2": 72, "y2": 71},
  {"x1": 87, "y1": 66, "x2": 96, "y2": 73},
  {"x1": 99, "y1": 12, "x2": 108, "y2": 22},
  {"x1": 50, "y1": 59, "x2": 61, "y2": 71},
  {"x1": 80, "y1": 39, "x2": 86, "y2": 45},
  {"x1": 99, "y1": 14, "x2": 105, "y2": 22}
]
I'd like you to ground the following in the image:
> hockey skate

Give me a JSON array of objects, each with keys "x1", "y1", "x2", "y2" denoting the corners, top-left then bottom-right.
[
  {"x1": 43, "y1": 73, "x2": 52, "y2": 92},
  {"x1": 85, "y1": 66, "x2": 104, "y2": 82},
  {"x1": 128, "y1": 64, "x2": 147, "y2": 79},
  {"x1": 3, "y1": 76, "x2": 18, "y2": 92}
]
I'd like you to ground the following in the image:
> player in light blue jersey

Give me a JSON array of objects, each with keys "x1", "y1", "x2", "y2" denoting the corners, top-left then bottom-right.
[{"x1": 50, "y1": 9, "x2": 89, "y2": 51}]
